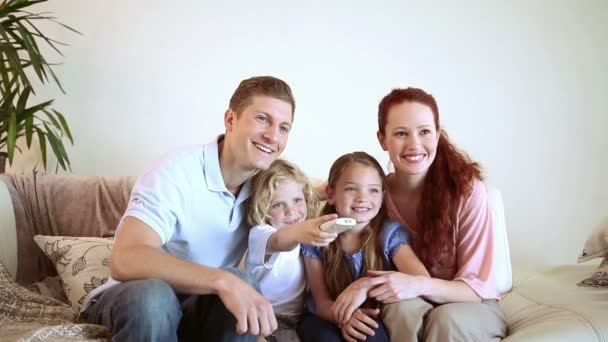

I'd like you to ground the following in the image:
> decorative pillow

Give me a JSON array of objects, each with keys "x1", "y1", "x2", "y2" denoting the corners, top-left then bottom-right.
[
  {"x1": 578, "y1": 257, "x2": 608, "y2": 288},
  {"x1": 577, "y1": 217, "x2": 608, "y2": 263},
  {"x1": 33, "y1": 235, "x2": 114, "y2": 312}
]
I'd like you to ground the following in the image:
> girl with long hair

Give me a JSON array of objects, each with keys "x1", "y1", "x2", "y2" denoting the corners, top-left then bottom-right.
[{"x1": 297, "y1": 152, "x2": 427, "y2": 342}]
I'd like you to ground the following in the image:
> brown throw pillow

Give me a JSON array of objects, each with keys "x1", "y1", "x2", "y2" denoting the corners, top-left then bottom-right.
[
  {"x1": 33, "y1": 235, "x2": 114, "y2": 312},
  {"x1": 578, "y1": 257, "x2": 608, "y2": 288}
]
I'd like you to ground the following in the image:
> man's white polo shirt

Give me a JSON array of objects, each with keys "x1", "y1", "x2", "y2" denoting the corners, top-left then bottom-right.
[{"x1": 82, "y1": 137, "x2": 251, "y2": 310}]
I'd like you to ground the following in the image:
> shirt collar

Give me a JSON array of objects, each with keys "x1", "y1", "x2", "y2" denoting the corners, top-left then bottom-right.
[
  {"x1": 202, "y1": 135, "x2": 251, "y2": 202},
  {"x1": 203, "y1": 135, "x2": 227, "y2": 193}
]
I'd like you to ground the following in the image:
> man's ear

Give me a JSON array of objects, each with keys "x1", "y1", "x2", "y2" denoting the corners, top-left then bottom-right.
[
  {"x1": 377, "y1": 131, "x2": 388, "y2": 151},
  {"x1": 224, "y1": 109, "x2": 235, "y2": 132},
  {"x1": 325, "y1": 185, "x2": 335, "y2": 205}
]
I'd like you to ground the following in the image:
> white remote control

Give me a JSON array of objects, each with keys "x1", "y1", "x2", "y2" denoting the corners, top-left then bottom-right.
[{"x1": 320, "y1": 217, "x2": 357, "y2": 234}]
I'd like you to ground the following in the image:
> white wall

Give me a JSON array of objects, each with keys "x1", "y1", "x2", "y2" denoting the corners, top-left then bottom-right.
[{"x1": 7, "y1": 0, "x2": 608, "y2": 269}]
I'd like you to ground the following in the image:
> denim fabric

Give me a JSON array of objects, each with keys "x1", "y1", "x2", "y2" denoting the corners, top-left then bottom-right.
[
  {"x1": 85, "y1": 267, "x2": 259, "y2": 342},
  {"x1": 84, "y1": 278, "x2": 182, "y2": 342},
  {"x1": 296, "y1": 313, "x2": 389, "y2": 342}
]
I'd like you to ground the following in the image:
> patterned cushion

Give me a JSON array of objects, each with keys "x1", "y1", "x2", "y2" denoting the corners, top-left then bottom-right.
[
  {"x1": 578, "y1": 257, "x2": 608, "y2": 288},
  {"x1": 33, "y1": 235, "x2": 113, "y2": 312},
  {"x1": 0, "y1": 261, "x2": 75, "y2": 324}
]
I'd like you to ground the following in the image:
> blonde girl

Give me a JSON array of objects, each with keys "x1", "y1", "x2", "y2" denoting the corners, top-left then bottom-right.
[{"x1": 245, "y1": 159, "x2": 337, "y2": 340}]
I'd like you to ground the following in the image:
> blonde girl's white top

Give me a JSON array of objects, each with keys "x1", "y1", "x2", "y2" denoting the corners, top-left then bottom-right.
[{"x1": 246, "y1": 224, "x2": 306, "y2": 319}]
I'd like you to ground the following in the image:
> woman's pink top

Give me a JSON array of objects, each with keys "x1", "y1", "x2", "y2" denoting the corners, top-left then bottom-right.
[{"x1": 385, "y1": 176, "x2": 500, "y2": 300}]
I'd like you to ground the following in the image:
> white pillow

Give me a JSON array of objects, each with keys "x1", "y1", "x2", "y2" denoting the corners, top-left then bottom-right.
[{"x1": 577, "y1": 217, "x2": 608, "y2": 263}]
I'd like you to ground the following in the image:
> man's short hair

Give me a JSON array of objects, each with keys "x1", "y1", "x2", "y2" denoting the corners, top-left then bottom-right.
[{"x1": 229, "y1": 76, "x2": 295, "y2": 119}]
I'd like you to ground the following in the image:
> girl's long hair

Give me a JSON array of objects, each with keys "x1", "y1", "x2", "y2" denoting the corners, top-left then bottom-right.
[
  {"x1": 322, "y1": 152, "x2": 386, "y2": 300},
  {"x1": 378, "y1": 88, "x2": 483, "y2": 268}
]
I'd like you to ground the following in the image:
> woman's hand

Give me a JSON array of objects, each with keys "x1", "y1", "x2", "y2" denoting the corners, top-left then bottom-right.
[
  {"x1": 340, "y1": 308, "x2": 380, "y2": 342},
  {"x1": 361, "y1": 270, "x2": 426, "y2": 303},
  {"x1": 331, "y1": 277, "x2": 373, "y2": 324}
]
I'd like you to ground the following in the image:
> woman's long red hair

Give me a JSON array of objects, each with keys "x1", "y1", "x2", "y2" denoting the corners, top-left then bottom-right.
[{"x1": 378, "y1": 88, "x2": 483, "y2": 268}]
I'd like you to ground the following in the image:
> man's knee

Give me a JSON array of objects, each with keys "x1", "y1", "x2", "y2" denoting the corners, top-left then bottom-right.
[
  {"x1": 127, "y1": 279, "x2": 178, "y2": 309},
  {"x1": 88, "y1": 279, "x2": 181, "y2": 341}
]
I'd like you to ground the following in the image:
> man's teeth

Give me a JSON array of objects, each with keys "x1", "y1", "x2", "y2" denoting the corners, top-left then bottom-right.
[
  {"x1": 404, "y1": 154, "x2": 424, "y2": 161},
  {"x1": 254, "y1": 143, "x2": 272, "y2": 154}
]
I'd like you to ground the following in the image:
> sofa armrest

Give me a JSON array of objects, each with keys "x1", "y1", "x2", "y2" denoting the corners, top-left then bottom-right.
[{"x1": 0, "y1": 176, "x2": 17, "y2": 279}]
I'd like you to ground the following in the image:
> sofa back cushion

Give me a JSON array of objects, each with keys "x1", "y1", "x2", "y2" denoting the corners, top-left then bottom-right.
[
  {"x1": 0, "y1": 173, "x2": 135, "y2": 284},
  {"x1": 487, "y1": 184, "x2": 513, "y2": 294},
  {"x1": 1, "y1": 174, "x2": 513, "y2": 294}
]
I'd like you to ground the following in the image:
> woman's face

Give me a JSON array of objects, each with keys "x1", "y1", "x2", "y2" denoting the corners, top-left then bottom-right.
[
  {"x1": 377, "y1": 101, "x2": 439, "y2": 181},
  {"x1": 327, "y1": 163, "x2": 384, "y2": 226}
]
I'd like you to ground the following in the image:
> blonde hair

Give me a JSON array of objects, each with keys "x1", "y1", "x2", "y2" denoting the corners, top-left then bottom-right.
[
  {"x1": 322, "y1": 152, "x2": 386, "y2": 301},
  {"x1": 246, "y1": 159, "x2": 320, "y2": 227}
]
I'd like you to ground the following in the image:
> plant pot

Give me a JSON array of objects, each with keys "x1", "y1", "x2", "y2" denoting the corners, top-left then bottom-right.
[{"x1": 0, "y1": 152, "x2": 7, "y2": 173}]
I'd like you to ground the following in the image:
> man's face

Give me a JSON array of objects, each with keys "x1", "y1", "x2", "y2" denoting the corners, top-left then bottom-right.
[{"x1": 225, "y1": 95, "x2": 293, "y2": 172}]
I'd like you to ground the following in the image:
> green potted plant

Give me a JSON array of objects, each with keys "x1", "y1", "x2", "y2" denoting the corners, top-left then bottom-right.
[{"x1": 0, "y1": 0, "x2": 79, "y2": 173}]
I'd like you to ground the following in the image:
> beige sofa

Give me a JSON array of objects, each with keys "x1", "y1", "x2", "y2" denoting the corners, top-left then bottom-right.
[{"x1": 0, "y1": 173, "x2": 607, "y2": 341}]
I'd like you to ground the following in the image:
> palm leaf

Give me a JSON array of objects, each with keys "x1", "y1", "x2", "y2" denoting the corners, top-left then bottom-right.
[
  {"x1": 0, "y1": 0, "x2": 78, "y2": 171},
  {"x1": 34, "y1": 125, "x2": 47, "y2": 168},
  {"x1": 7, "y1": 110, "x2": 16, "y2": 162},
  {"x1": 53, "y1": 109, "x2": 72, "y2": 143}
]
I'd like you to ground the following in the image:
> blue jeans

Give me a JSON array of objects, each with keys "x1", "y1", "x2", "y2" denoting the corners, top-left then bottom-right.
[
  {"x1": 84, "y1": 268, "x2": 258, "y2": 342},
  {"x1": 296, "y1": 312, "x2": 389, "y2": 342}
]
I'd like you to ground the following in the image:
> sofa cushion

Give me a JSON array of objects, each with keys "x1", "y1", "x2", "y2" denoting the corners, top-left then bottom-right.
[
  {"x1": 486, "y1": 185, "x2": 513, "y2": 294},
  {"x1": 501, "y1": 264, "x2": 608, "y2": 341},
  {"x1": 33, "y1": 235, "x2": 113, "y2": 312},
  {"x1": 0, "y1": 173, "x2": 134, "y2": 285}
]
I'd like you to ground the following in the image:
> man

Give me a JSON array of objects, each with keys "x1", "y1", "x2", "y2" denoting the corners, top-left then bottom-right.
[{"x1": 84, "y1": 76, "x2": 336, "y2": 341}]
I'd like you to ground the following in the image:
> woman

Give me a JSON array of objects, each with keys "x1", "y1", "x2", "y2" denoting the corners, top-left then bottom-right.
[{"x1": 359, "y1": 87, "x2": 508, "y2": 341}]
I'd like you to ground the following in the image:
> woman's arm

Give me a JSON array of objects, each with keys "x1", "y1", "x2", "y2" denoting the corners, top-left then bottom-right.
[
  {"x1": 366, "y1": 181, "x2": 497, "y2": 304},
  {"x1": 363, "y1": 242, "x2": 480, "y2": 304},
  {"x1": 393, "y1": 245, "x2": 481, "y2": 303},
  {"x1": 364, "y1": 270, "x2": 481, "y2": 304},
  {"x1": 392, "y1": 244, "x2": 429, "y2": 277},
  {"x1": 416, "y1": 277, "x2": 481, "y2": 303},
  {"x1": 303, "y1": 256, "x2": 337, "y2": 323}
]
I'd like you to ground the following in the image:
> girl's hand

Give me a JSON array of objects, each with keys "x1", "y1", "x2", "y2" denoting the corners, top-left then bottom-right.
[
  {"x1": 362, "y1": 270, "x2": 425, "y2": 303},
  {"x1": 340, "y1": 308, "x2": 380, "y2": 342},
  {"x1": 331, "y1": 277, "x2": 373, "y2": 324},
  {"x1": 291, "y1": 214, "x2": 338, "y2": 246}
]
